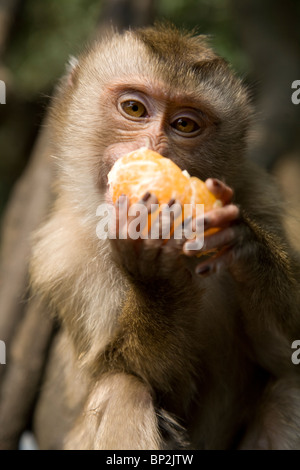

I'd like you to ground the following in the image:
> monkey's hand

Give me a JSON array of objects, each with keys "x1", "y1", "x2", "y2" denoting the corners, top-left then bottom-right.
[
  {"x1": 109, "y1": 192, "x2": 197, "y2": 283},
  {"x1": 183, "y1": 178, "x2": 241, "y2": 276}
]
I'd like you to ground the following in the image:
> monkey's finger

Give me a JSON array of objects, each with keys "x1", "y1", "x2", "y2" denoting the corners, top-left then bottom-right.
[
  {"x1": 135, "y1": 192, "x2": 159, "y2": 237},
  {"x1": 195, "y1": 246, "x2": 235, "y2": 276},
  {"x1": 118, "y1": 193, "x2": 165, "y2": 273},
  {"x1": 193, "y1": 222, "x2": 249, "y2": 275},
  {"x1": 159, "y1": 199, "x2": 182, "y2": 239},
  {"x1": 139, "y1": 199, "x2": 182, "y2": 266},
  {"x1": 183, "y1": 226, "x2": 236, "y2": 256},
  {"x1": 147, "y1": 198, "x2": 179, "y2": 241},
  {"x1": 203, "y1": 204, "x2": 240, "y2": 229},
  {"x1": 205, "y1": 178, "x2": 234, "y2": 205},
  {"x1": 182, "y1": 205, "x2": 238, "y2": 254},
  {"x1": 140, "y1": 211, "x2": 169, "y2": 260},
  {"x1": 203, "y1": 226, "x2": 237, "y2": 252},
  {"x1": 115, "y1": 192, "x2": 157, "y2": 240},
  {"x1": 167, "y1": 215, "x2": 195, "y2": 251},
  {"x1": 138, "y1": 192, "x2": 159, "y2": 215},
  {"x1": 126, "y1": 192, "x2": 159, "y2": 237}
]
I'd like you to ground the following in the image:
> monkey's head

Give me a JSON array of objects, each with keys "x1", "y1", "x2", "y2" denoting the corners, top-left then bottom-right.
[{"x1": 50, "y1": 24, "x2": 251, "y2": 223}]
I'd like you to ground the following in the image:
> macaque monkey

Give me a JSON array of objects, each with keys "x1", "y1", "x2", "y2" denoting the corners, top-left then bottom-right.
[{"x1": 29, "y1": 25, "x2": 300, "y2": 450}]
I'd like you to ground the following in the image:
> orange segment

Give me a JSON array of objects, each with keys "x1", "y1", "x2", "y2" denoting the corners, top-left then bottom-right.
[
  {"x1": 190, "y1": 177, "x2": 218, "y2": 212},
  {"x1": 108, "y1": 147, "x2": 192, "y2": 206}
]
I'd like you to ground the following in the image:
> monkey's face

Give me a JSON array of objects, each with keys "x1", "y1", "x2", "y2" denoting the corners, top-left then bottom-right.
[
  {"x1": 98, "y1": 77, "x2": 221, "y2": 196},
  {"x1": 51, "y1": 30, "x2": 251, "y2": 222}
]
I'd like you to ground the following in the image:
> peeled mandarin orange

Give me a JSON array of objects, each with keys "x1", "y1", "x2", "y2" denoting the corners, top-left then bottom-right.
[
  {"x1": 108, "y1": 147, "x2": 192, "y2": 206},
  {"x1": 108, "y1": 148, "x2": 222, "y2": 251},
  {"x1": 108, "y1": 147, "x2": 221, "y2": 214}
]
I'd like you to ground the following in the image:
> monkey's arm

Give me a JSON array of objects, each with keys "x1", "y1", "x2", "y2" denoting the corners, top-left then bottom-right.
[
  {"x1": 231, "y1": 213, "x2": 300, "y2": 369},
  {"x1": 187, "y1": 171, "x2": 300, "y2": 449},
  {"x1": 192, "y1": 169, "x2": 300, "y2": 372}
]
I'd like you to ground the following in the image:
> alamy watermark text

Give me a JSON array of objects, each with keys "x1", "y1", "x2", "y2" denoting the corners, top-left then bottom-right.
[
  {"x1": 0, "y1": 80, "x2": 6, "y2": 104},
  {"x1": 0, "y1": 340, "x2": 6, "y2": 364}
]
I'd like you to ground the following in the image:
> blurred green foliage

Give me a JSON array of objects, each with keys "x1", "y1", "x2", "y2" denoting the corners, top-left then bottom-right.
[
  {"x1": 5, "y1": 0, "x2": 248, "y2": 100},
  {"x1": 157, "y1": 0, "x2": 249, "y2": 72},
  {"x1": 5, "y1": 0, "x2": 101, "y2": 98}
]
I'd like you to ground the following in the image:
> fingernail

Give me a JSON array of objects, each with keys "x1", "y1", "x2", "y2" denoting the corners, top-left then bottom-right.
[
  {"x1": 196, "y1": 265, "x2": 211, "y2": 275},
  {"x1": 142, "y1": 191, "x2": 151, "y2": 202},
  {"x1": 117, "y1": 194, "x2": 127, "y2": 206},
  {"x1": 212, "y1": 179, "x2": 221, "y2": 188},
  {"x1": 167, "y1": 198, "x2": 176, "y2": 207}
]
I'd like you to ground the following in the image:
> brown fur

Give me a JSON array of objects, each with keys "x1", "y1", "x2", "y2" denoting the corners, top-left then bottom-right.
[{"x1": 30, "y1": 25, "x2": 300, "y2": 450}]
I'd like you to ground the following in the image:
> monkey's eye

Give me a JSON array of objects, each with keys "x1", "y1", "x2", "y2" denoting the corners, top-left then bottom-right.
[
  {"x1": 121, "y1": 100, "x2": 148, "y2": 118},
  {"x1": 171, "y1": 117, "x2": 200, "y2": 135}
]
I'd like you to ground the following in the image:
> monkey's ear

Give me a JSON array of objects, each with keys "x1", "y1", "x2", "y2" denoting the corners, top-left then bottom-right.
[{"x1": 66, "y1": 56, "x2": 79, "y2": 86}]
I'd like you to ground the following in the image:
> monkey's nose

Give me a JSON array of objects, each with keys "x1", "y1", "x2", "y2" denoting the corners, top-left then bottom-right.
[
  {"x1": 140, "y1": 135, "x2": 168, "y2": 158},
  {"x1": 142, "y1": 136, "x2": 151, "y2": 149}
]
